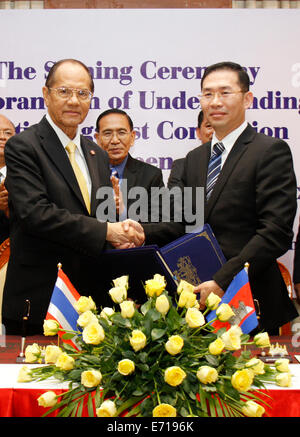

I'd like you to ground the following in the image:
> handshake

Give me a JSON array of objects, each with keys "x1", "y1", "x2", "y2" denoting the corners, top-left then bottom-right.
[{"x1": 106, "y1": 219, "x2": 145, "y2": 249}]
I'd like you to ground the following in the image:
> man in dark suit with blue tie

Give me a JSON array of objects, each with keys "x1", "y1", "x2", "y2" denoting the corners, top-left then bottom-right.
[
  {"x1": 152, "y1": 61, "x2": 298, "y2": 334},
  {"x1": 2, "y1": 59, "x2": 144, "y2": 335},
  {"x1": 94, "y1": 109, "x2": 164, "y2": 221}
]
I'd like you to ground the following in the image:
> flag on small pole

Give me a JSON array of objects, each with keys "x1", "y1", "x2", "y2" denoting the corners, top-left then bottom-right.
[
  {"x1": 206, "y1": 263, "x2": 258, "y2": 334},
  {"x1": 46, "y1": 263, "x2": 81, "y2": 350}
]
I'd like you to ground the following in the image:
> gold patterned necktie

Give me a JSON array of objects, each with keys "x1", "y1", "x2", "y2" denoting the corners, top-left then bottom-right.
[{"x1": 66, "y1": 141, "x2": 91, "y2": 214}]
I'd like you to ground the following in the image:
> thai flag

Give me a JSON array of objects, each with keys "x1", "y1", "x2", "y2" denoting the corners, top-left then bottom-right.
[
  {"x1": 46, "y1": 267, "x2": 81, "y2": 350},
  {"x1": 206, "y1": 267, "x2": 258, "y2": 334}
]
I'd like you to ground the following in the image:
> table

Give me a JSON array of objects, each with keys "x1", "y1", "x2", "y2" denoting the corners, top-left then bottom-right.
[{"x1": 0, "y1": 335, "x2": 300, "y2": 417}]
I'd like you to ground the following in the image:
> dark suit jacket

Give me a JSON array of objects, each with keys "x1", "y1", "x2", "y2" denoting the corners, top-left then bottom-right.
[
  {"x1": 167, "y1": 158, "x2": 185, "y2": 189},
  {"x1": 2, "y1": 116, "x2": 112, "y2": 327},
  {"x1": 180, "y1": 123, "x2": 298, "y2": 331},
  {"x1": 0, "y1": 211, "x2": 9, "y2": 244},
  {"x1": 121, "y1": 154, "x2": 164, "y2": 222},
  {"x1": 293, "y1": 223, "x2": 300, "y2": 284}
]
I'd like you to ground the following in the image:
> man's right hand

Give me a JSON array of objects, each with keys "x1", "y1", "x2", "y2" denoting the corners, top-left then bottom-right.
[{"x1": 106, "y1": 219, "x2": 145, "y2": 249}]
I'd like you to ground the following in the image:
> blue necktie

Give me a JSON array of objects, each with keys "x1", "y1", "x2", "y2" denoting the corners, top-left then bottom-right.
[
  {"x1": 206, "y1": 142, "x2": 225, "y2": 200},
  {"x1": 110, "y1": 167, "x2": 119, "y2": 179}
]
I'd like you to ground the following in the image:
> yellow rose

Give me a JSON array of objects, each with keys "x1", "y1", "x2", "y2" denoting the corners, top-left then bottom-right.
[
  {"x1": 145, "y1": 275, "x2": 166, "y2": 297},
  {"x1": 96, "y1": 400, "x2": 117, "y2": 417},
  {"x1": 221, "y1": 325, "x2": 242, "y2": 350},
  {"x1": 185, "y1": 307, "x2": 205, "y2": 328},
  {"x1": 177, "y1": 279, "x2": 195, "y2": 295},
  {"x1": 253, "y1": 332, "x2": 270, "y2": 348},
  {"x1": 43, "y1": 319, "x2": 59, "y2": 336},
  {"x1": 74, "y1": 296, "x2": 96, "y2": 313},
  {"x1": 197, "y1": 366, "x2": 219, "y2": 384},
  {"x1": 17, "y1": 365, "x2": 32, "y2": 382},
  {"x1": 275, "y1": 358, "x2": 290, "y2": 373},
  {"x1": 25, "y1": 343, "x2": 42, "y2": 363},
  {"x1": 55, "y1": 352, "x2": 75, "y2": 371},
  {"x1": 81, "y1": 369, "x2": 102, "y2": 388},
  {"x1": 275, "y1": 372, "x2": 291, "y2": 387},
  {"x1": 82, "y1": 321, "x2": 105, "y2": 345},
  {"x1": 129, "y1": 329, "x2": 147, "y2": 352},
  {"x1": 45, "y1": 345, "x2": 63, "y2": 364},
  {"x1": 205, "y1": 292, "x2": 222, "y2": 310},
  {"x1": 208, "y1": 337, "x2": 225, "y2": 355},
  {"x1": 242, "y1": 400, "x2": 265, "y2": 417},
  {"x1": 216, "y1": 303, "x2": 235, "y2": 322},
  {"x1": 165, "y1": 335, "x2": 184, "y2": 355},
  {"x1": 37, "y1": 391, "x2": 57, "y2": 408},
  {"x1": 117, "y1": 359, "x2": 135, "y2": 375},
  {"x1": 178, "y1": 289, "x2": 197, "y2": 309},
  {"x1": 120, "y1": 300, "x2": 135, "y2": 318},
  {"x1": 231, "y1": 369, "x2": 254, "y2": 392},
  {"x1": 100, "y1": 307, "x2": 115, "y2": 324},
  {"x1": 113, "y1": 275, "x2": 129, "y2": 289},
  {"x1": 155, "y1": 294, "x2": 170, "y2": 315},
  {"x1": 153, "y1": 403, "x2": 177, "y2": 417},
  {"x1": 245, "y1": 358, "x2": 265, "y2": 375},
  {"x1": 109, "y1": 286, "x2": 127, "y2": 303},
  {"x1": 77, "y1": 310, "x2": 98, "y2": 328},
  {"x1": 164, "y1": 366, "x2": 186, "y2": 387}
]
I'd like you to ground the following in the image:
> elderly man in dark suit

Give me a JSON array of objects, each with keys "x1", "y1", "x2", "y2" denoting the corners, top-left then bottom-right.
[
  {"x1": 2, "y1": 59, "x2": 144, "y2": 335},
  {"x1": 145, "y1": 61, "x2": 298, "y2": 334},
  {"x1": 94, "y1": 109, "x2": 164, "y2": 221}
]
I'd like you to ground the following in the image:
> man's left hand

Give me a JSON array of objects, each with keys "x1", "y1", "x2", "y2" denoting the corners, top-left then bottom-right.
[{"x1": 194, "y1": 280, "x2": 224, "y2": 310}]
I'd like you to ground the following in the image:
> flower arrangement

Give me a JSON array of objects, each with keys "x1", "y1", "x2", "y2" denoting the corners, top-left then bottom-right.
[{"x1": 19, "y1": 274, "x2": 293, "y2": 417}]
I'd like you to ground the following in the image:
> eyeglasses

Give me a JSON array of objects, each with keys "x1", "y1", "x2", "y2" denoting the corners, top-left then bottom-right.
[
  {"x1": 198, "y1": 90, "x2": 244, "y2": 102},
  {"x1": 48, "y1": 87, "x2": 93, "y2": 101},
  {"x1": 0, "y1": 129, "x2": 14, "y2": 138},
  {"x1": 100, "y1": 130, "x2": 131, "y2": 141}
]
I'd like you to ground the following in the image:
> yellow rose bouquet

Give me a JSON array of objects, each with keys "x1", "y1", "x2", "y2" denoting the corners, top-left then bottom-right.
[{"x1": 24, "y1": 275, "x2": 291, "y2": 418}]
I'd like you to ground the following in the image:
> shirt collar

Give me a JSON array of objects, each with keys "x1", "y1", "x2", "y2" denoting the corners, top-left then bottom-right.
[
  {"x1": 211, "y1": 120, "x2": 248, "y2": 155},
  {"x1": 46, "y1": 113, "x2": 83, "y2": 155},
  {"x1": 0, "y1": 166, "x2": 6, "y2": 178},
  {"x1": 110, "y1": 155, "x2": 128, "y2": 180}
]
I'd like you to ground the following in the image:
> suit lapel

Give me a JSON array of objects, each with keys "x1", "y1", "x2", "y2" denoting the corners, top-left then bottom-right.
[
  {"x1": 123, "y1": 154, "x2": 137, "y2": 190},
  {"x1": 205, "y1": 124, "x2": 256, "y2": 221},
  {"x1": 38, "y1": 117, "x2": 86, "y2": 210},
  {"x1": 81, "y1": 137, "x2": 109, "y2": 216}
]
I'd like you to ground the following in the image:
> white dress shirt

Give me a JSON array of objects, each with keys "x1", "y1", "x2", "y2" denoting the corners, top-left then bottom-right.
[
  {"x1": 210, "y1": 120, "x2": 248, "y2": 169},
  {"x1": 46, "y1": 113, "x2": 91, "y2": 197}
]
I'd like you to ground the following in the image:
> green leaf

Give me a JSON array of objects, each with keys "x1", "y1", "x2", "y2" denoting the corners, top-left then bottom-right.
[{"x1": 151, "y1": 328, "x2": 166, "y2": 340}]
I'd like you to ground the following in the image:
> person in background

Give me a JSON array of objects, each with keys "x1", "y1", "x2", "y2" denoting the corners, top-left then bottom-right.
[
  {"x1": 94, "y1": 109, "x2": 164, "y2": 221},
  {"x1": 0, "y1": 114, "x2": 15, "y2": 243},
  {"x1": 167, "y1": 110, "x2": 213, "y2": 188},
  {"x1": 2, "y1": 59, "x2": 144, "y2": 335}
]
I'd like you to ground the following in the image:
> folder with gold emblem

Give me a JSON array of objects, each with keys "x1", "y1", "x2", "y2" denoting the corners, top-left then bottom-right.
[
  {"x1": 160, "y1": 224, "x2": 226, "y2": 286},
  {"x1": 101, "y1": 224, "x2": 225, "y2": 305}
]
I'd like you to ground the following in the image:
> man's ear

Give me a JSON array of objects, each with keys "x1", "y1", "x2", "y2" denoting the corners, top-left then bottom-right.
[
  {"x1": 42, "y1": 86, "x2": 50, "y2": 108},
  {"x1": 244, "y1": 91, "x2": 254, "y2": 110}
]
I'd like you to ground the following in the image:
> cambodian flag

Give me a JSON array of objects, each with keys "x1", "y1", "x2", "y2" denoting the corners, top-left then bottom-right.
[
  {"x1": 46, "y1": 267, "x2": 81, "y2": 349},
  {"x1": 206, "y1": 267, "x2": 258, "y2": 334}
]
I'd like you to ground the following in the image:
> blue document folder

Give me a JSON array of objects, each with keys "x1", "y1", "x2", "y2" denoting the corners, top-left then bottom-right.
[
  {"x1": 101, "y1": 224, "x2": 225, "y2": 304},
  {"x1": 160, "y1": 224, "x2": 226, "y2": 286}
]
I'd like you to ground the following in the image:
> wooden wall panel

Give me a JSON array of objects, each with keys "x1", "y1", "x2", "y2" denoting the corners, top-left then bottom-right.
[{"x1": 44, "y1": 0, "x2": 232, "y2": 9}]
